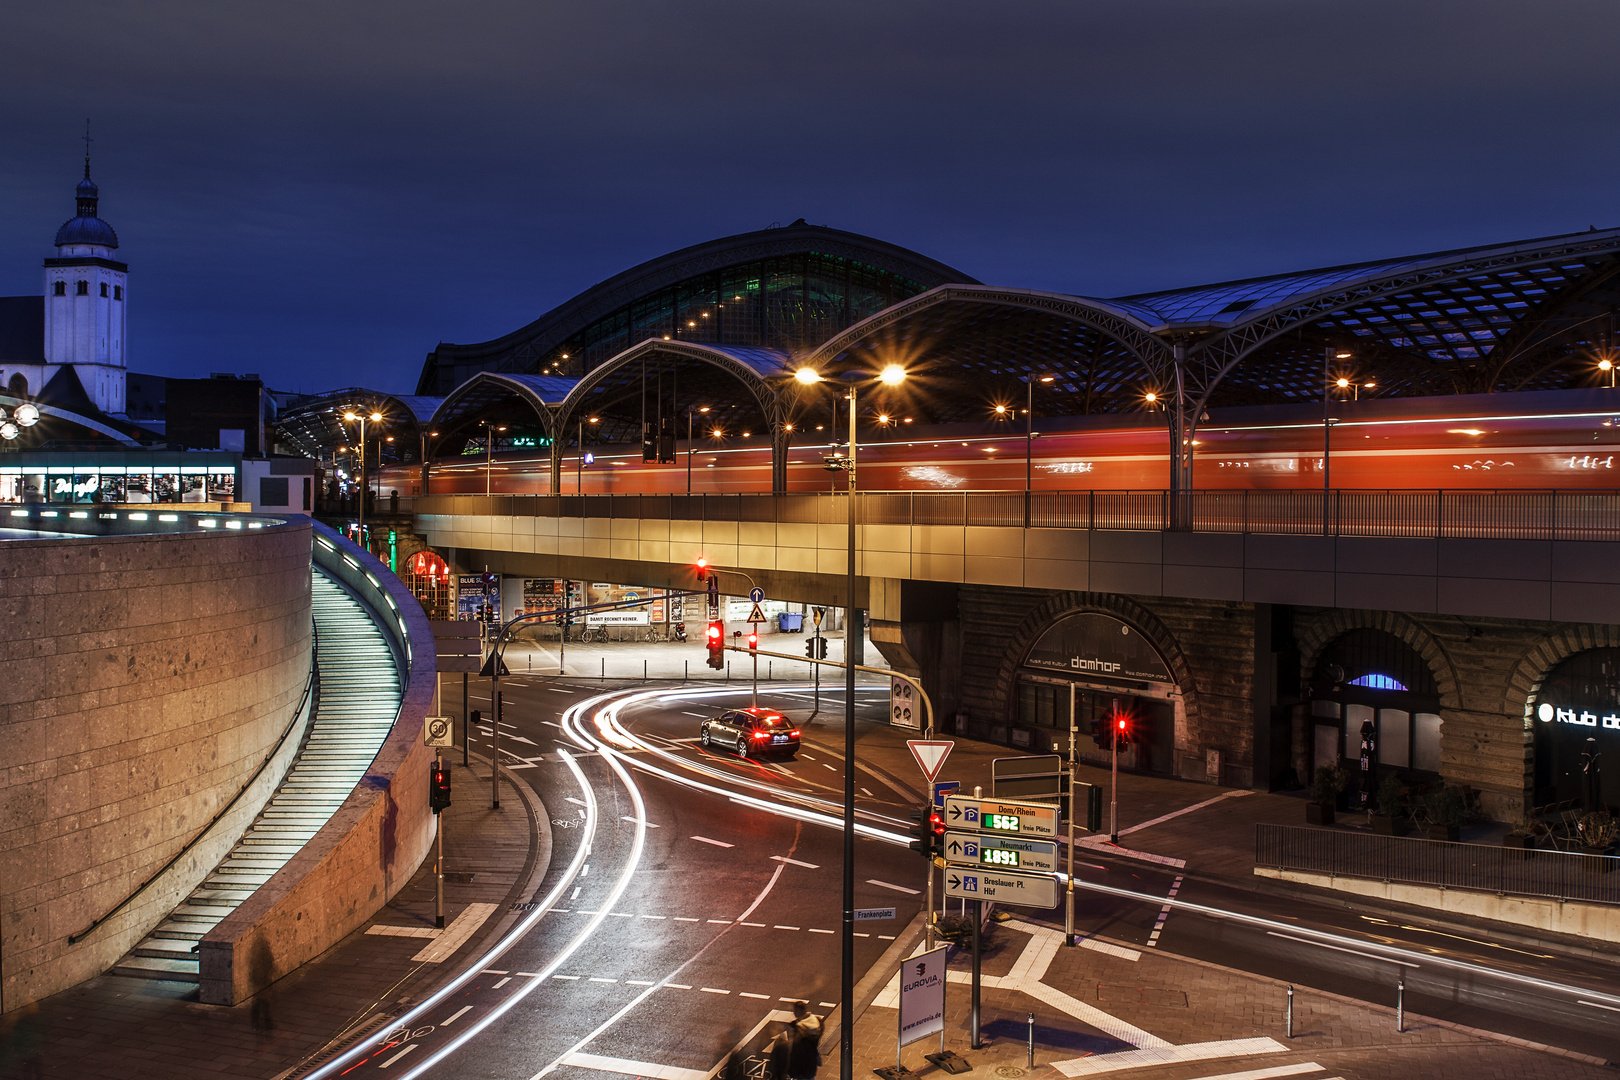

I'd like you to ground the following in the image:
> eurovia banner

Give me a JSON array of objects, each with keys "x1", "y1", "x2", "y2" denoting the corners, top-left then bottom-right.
[{"x1": 899, "y1": 944, "x2": 947, "y2": 1046}]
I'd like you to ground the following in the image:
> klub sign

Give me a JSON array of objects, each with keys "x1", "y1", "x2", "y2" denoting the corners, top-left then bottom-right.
[{"x1": 1537, "y1": 702, "x2": 1620, "y2": 732}]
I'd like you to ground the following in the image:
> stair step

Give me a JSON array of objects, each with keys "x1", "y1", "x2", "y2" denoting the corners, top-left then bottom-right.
[{"x1": 111, "y1": 957, "x2": 201, "y2": 983}]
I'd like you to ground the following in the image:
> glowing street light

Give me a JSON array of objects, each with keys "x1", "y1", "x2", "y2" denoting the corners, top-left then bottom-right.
[
  {"x1": 879, "y1": 363, "x2": 906, "y2": 386},
  {"x1": 795, "y1": 367, "x2": 823, "y2": 385}
]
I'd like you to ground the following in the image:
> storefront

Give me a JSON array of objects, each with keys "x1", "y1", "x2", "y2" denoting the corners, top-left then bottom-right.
[
  {"x1": 1014, "y1": 611, "x2": 1178, "y2": 774},
  {"x1": 1307, "y1": 628, "x2": 1443, "y2": 784},
  {"x1": 0, "y1": 452, "x2": 239, "y2": 505},
  {"x1": 1531, "y1": 647, "x2": 1620, "y2": 810}
]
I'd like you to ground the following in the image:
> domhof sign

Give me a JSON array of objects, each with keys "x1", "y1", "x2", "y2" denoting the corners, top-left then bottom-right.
[{"x1": 1023, "y1": 612, "x2": 1171, "y2": 685}]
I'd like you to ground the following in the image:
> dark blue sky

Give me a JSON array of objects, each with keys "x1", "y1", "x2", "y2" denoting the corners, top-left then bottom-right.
[{"x1": 3, "y1": 1, "x2": 1617, "y2": 395}]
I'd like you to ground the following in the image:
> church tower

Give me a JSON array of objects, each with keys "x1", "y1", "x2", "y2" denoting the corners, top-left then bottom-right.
[{"x1": 43, "y1": 149, "x2": 127, "y2": 415}]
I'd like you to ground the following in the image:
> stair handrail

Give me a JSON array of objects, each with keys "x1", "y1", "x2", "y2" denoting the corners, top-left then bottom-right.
[{"x1": 68, "y1": 615, "x2": 320, "y2": 946}]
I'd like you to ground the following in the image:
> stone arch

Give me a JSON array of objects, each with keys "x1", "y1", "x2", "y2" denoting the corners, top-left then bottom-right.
[
  {"x1": 991, "y1": 591, "x2": 1200, "y2": 738},
  {"x1": 1296, "y1": 609, "x2": 1461, "y2": 712},
  {"x1": 1504, "y1": 623, "x2": 1620, "y2": 722}
]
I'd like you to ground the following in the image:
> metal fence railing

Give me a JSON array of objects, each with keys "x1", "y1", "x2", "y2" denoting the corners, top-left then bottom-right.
[
  {"x1": 409, "y1": 489, "x2": 1620, "y2": 542},
  {"x1": 1255, "y1": 823, "x2": 1620, "y2": 906}
]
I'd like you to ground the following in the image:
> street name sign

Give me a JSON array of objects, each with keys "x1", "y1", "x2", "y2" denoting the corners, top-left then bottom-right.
[
  {"x1": 854, "y1": 907, "x2": 896, "y2": 921},
  {"x1": 944, "y1": 867, "x2": 1060, "y2": 909},
  {"x1": 907, "y1": 740, "x2": 954, "y2": 783},
  {"x1": 943, "y1": 831, "x2": 1059, "y2": 873},
  {"x1": 943, "y1": 794, "x2": 1060, "y2": 839}
]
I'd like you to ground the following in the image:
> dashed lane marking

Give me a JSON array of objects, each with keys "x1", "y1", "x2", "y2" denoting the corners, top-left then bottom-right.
[
  {"x1": 774, "y1": 925, "x2": 801, "y2": 931},
  {"x1": 740, "y1": 992, "x2": 770, "y2": 1000},
  {"x1": 770, "y1": 855, "x2": 819, "y2": 869},
  {"x1": 492, "y1": 977, "x2": 511, "y2": 989},
  {"x1": 741, "y1": 921, "x2": 765, "y2": 927},
  {"x1": 707, "y1": 919, "x2": 732, "y2": 924},
  {"x1": 622, "y1": 816, "x2": 661, "y2": 827},
  {"x1": 482, "y1": 969, "x2": 509, "y2": 975},
  {"x1": 553, "y1": 974, "x2": 580, "y2": 980},
  {"x1": 807, "y1": 928, "x2": 834, "y2": 934},
  {"x1": 690, "y1": 835, "x2": 734, "y2": 848},
  {"x1": 441, "y1": 1005, "x2": 473, "y2": 1025},
  {"x1": 589, "y1": 977, "x2": 616, "y2": 983},
  {"x1": 1147, "y1": 874, "x2": 1184, "y2": 948},
  {"x1": 664, "y1": 982, "x2": 693, "y2": 990},
  {"x1": 674, "y1": 916, "x2": 699, "y2": 922},
  {"x1": 379, "y1": 1044, "x2": 418, "y2": 1069},
  {"x1": 861, "y1": 787, "x2": 874, "y2": 797},
  {"x1": 564, "y1": 796, "x2": 587, "y2": 807},
  {"x1": 641, "y1": 914, "x2": 666, "y2": 920},
  {"x1": 867, "y1": 879, "x2": 920, "y2": 895},
  {"x1": 700, "y1": 987, "x2": 731, "y2": 994}
]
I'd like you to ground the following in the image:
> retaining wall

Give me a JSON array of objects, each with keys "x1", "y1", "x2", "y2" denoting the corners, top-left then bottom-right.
[{"x1": 0, "y1": 518, "x2": 314, "y2": 1011}]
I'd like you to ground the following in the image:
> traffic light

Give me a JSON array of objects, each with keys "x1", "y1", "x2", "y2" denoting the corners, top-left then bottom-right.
[
  {"x1": 908, "y1": 807, "x2": 947, "y2": 859},
  {"x1": 707, "y1": 570, "x2": 719, "y2": 609},
  {"x1": 706, "y1": 620, "x2": 724, "y2": 669},
  {"x1": 816, "y1": 637, "x2": 829, "y2": 659},
  {"x1": 1090, "y1": 713, "x2": 1111, "y2": 751},
  {"x1": 429, "y1": 763, "x2": 452, "y2": 812},
  {"x1": 805, "y1": 637, "x2": 817, "y2": 658},
  {"x1": 1114, "y1": 712, "x2": 1131, "y2": 749},
  {"x1": 747, "y1": 630, "x2": 758, "y2": 651}
]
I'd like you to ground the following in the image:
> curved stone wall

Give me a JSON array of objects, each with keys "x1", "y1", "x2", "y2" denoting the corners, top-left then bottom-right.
[{"x1": 0, "y1": 518, "x2": 313, "y2": 1011}]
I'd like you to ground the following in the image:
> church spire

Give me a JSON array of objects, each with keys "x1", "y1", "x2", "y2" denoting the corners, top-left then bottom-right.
[{"x1": 76, "y1": 119, "x2": 99, "y2": 218}]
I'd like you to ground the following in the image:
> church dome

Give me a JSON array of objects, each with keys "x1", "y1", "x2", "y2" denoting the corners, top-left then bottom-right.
[{"x1": 55, "y1": 164, "x2": 118, "y2": 249}]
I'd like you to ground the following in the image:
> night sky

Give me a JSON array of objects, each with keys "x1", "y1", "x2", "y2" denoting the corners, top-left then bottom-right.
[{"x1": 3, "y1": 1, "x2": 1617, "y2": 395}]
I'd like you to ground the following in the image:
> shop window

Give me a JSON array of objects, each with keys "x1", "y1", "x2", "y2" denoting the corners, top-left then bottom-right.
[
  {"x1": 1311, "y1": 628, "x2": 1440, "y2": 778},
  {"x1": 1531, "y1": 647, "x2": 1620, "y2": 807},
  {"x1": 52, "y1": 281, "x2": 65, "y2": 296}
]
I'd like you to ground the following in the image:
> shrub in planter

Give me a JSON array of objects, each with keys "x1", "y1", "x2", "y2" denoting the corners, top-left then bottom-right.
[
  {"x1": 1308, "y1": 765, "x2": 1345, "y2": 826},
  {"x1": 1372, "y1": 776, "x2": 1407, "y2": 835},
  {"x1": 1578, "y1": 811, "x2": 1618, "y2": 857},
  {"x1": 1426, "y1": 784, "x2": 1465, "y2": 842}
]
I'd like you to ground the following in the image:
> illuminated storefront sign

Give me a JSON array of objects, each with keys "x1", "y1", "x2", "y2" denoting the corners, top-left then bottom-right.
[{"x1": 1537, "y1": 702, "x2": 1620, "y2": 731}]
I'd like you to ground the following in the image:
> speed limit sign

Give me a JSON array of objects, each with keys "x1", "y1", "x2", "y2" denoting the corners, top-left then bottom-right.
[
  {"x1": 889, "y1": 678, "x2": 918, "y2": 730},
  {"x1": 423, "y1": 715, "x2": 455, "y2": 748}
]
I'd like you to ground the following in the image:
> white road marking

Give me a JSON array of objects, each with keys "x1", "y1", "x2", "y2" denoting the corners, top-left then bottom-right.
[
  {"x1": 581, "y1": 865, "x2": 590, "y2": 877},
  {"x1": 674, "y1": 916, "x2": 699, "y2": 922},
  {"x1": 1077, "y1": 937, "x2": 1141, "y2": 962},
  {"x1": 1147, "y1": 874, "x2": 1184, "y2": 948},
  {"x1": 807, "y1": 928, "x2": 834, "y2": 934},
  {"x1": 441, "y1": 1006, "x2": 473, "y2": 1026},
  {"x1": 611, "y1": 912, "x2": 633, "y2": 918},
  {"x1": 509, "y1": 735, "x2": 537, "y2": 745},
  {"x1": 740, "y1": 921, "x2": 765, "y2": 927},
  {"x1": 641, "y1": 914, "x2": 666, "y2": 920},
  {"x1": 700, "y1": 987, "x2": 730, "y2": 994},
  {"x1": 861, "y1": 787, "x2": 874, "y2": 797},
  {"x1": 589, "y1": 977, "x2": 616, "y2": 983},
  {"x1": 821, "y1": 763, "x2": 837, "y2": 772},
  {"x1": 1580, "y1": 999, "x2": 1620, "y2": 1013},
  {"x1": 553, "y1": 974, "x2": 581, "y2": 980},
  {"x1": 740, "y1": 992, "x2": 770, "y2": 999},
  {"x1": 366, "y1": 925, "x2": 440, "y2": 939},
  {"x1": 411, "y1": 903, "x2": 499, "y2": 963},
  {"x1": 664, "y1": 982, "x2": 693, "y2": 989},
  {"x1": 622, "y1": 816, "x2": 660, "y2": 827},
  {"x1": 1264, "y1": 931, "x2": 1420, "y2": 968},
  {"x1": 565, "y1": 797, "x2": 587, "y2": 807},
  {"x1": 1117, "y1": 789, "x2": 1253, "y2": 838},
  {"x1": 379, "y1": 1044, "x2": 418, "y2": 1068},
  {"x1": 867, "y1": 879, "x2": 920, "y2": 895},
  {"x1": 774, "y1": 925, "x2": 801, "y2": 931},
  {"x1": 560, "y1": 1052, "x2": 707, "y2": 1080},
  {"x1": 690, "y1": 835, "x2": 734, "y2": 848},
  {"x1": 770, "y1": 855, "x2": 819, "y2": 869},
  {"x1": 570, "y1": 887, "x2": 581, "y2": 900},
  {"x1": 492, "y1": 977, "x2": 511, "y2": 989},
  {"x1": 707, "y1": 919, "x2": 732, "y2": 924},
  {"x1": 546, "y1": 689, "x2": 575, "y2": 695},
  {"x1": 626, "y1": 980, "x2": 655, "y2": 986},
  {"x1": 482, "y1": 970, "x2": 509, "y2": 975},
  {"x1": 683, "y1": 711, "x2": 709, "y2": 717}
]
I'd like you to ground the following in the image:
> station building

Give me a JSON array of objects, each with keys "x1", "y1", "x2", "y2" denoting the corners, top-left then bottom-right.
[{"x1": 281, "y1": 218, "x2": 1620, "y2": 827}]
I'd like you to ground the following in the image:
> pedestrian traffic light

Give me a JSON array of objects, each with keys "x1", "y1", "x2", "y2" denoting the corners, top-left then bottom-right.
[
  {"x1": 429, "y1": 763, "x2": 452, "y2": 812},
  {"x1": 816, "y1": 637, "x2": 829, "y2": 659},
  {"x1": 706, "y1": 620, "x2": 724, "y2": 669},
  {"x1": 1114, "y1": 712, "x2": 1131, "y2": 748}
]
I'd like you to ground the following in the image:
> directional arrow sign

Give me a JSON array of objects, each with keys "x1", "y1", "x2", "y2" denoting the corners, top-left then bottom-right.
[
  {"x1": 943, "y1": 867, "x2": 1060, "y2": 910},
  {"x1": 749, "y1": 587, "x2": 765, "y2": 604},
  {"x1": 944, "y1": 795, "x2": 1059, "y2": 838},
  {"x1": 944, "y1": 831, "x2": 1058, "y2": 873},
  {"x1": 907, "y1": 740, "x2": 953, "y2": 783}
]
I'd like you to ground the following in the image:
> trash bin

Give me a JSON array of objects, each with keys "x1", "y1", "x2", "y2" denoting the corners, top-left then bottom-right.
[{"x1": 778, "y1": 611, "x2": 803, "y2": 633}]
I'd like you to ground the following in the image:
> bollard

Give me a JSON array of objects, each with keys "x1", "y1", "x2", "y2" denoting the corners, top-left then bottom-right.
[
  {"x1": 644, "y1": 659, "x2": 647, "y2": 680},
  {"x1": 1396, "y1": 977, "x2": 1404, "y2": 1033},
  {"x1": 1285, "y1": 985, "x2": 1293, "y2": 1038},
  {"x1": 1026, "y1": 1012, "x2": 1035, "y2": 1068},
  {"x1": 685, "y1": 660, "x2": 688, "y2": 681}
]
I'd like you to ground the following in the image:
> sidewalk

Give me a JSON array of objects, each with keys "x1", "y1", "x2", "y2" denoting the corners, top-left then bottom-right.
[
  {"x1": 0, "y1": 753, "x2": 545, "y2": 1080},
  {"x1": 844, "y1": 916, "x2": 1612, "y2": 1080}
]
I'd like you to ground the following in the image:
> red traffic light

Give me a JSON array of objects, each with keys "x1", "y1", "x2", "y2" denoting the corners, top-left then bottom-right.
[
  {"x1": 706, "y1": 622, "x2": 722, "y2": 641},
  {"x1": 747, "y1": 631, "x2": 758, "y2": 650},
  {"x1": 1116, "y1": 717, "x2": 1127, "y2": 732},
  {"x1": 696, "y1": 556, "x2": 709, "y2": 574}
]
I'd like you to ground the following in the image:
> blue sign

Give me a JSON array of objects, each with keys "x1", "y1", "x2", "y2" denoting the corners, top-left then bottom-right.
[
  {"x1": 932, "y1": 780, "x2": 960, "y2": 809},
  {"x1": 749, "y1": 587, "x2": 764, "y2": 604}
]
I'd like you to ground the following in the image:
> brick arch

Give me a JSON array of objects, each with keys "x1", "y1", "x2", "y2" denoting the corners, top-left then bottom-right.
[
  {"x1": 1295, "y1": 609, "x2": 1460, "y2": 711},
  {"x1": 991, "y1": 592, "x2": 1199, "y2": 733},
  {"x1": 1504, "y1": 624, "x2": 1620, "y2": 722}
]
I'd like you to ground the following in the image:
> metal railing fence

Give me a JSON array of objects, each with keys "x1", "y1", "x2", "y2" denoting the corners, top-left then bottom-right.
[
  {"x1": 408, "y1": 488, "x2": 1620, "y2": 542},
  {"x1": 1256, "y1": 823, "x2": 1620, "y2": 906}
]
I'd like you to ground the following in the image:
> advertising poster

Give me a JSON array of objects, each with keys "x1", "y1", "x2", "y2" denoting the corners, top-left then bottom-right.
[
  {"x1": 898, "y1": 945, "x2": 947, "y2": 1045},
  {"x1": 456, "y1": 574, "x2": 491, "y2": 620}
]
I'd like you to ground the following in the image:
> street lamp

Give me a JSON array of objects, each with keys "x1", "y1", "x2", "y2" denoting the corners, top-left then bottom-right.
[
  {"x1": 480, "y1": 420, "x2": 506, "y2": 496},
  {"x1": 1025, "y1": 374, "x2": 1054, "y2": 525},
  {"x1": 798, "y1": 361, "x2": 908, "y2": 1080},
  {"x1": 343, "y1": 410, "x2": 383, "y2": 546},
  {"x1": 686, "y1": 406, "x2": 710, "y2": 494},
  {"x1": 577, "y1": 416, "x2": 598, "y2": 493},
  {"x1": 1323, "y1": 350, "x2": 1351, "y2": 536},
  {"x1": 1602, "y1": 357, "x2": 1616, "y2": 389}
]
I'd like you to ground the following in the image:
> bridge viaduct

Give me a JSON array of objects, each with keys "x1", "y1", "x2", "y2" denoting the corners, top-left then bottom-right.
[{"x1": 412, "y1": 491, "x2": 1620, "y2": 825}]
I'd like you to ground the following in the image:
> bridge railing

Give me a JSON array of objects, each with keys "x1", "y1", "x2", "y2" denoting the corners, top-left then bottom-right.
[
  {"x1": 411, "y1": 488, "x2": 1620, "y2": 542},
  {"x1": 1256, "y1": 823, "x2": 1620, "y2": 906}
]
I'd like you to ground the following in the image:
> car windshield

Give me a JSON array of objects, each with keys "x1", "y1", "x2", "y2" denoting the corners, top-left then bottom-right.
[{"x1": 755, "y1": 715, "x2": 791, "y2": 730}]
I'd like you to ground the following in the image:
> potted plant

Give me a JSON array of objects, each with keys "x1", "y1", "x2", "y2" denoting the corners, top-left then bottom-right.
[
  {"x1": 1371, "y1": 775, "x2": 1407, "y2": 836},
  {"x1": 1425, "y1": 785, "x2": 1465, "y2": 842},
  {"x1": 1307, "y1": 764, "x2": 1344, "y2": 826},
  {"x1": 1577, "y1": 811, "x2": 1618, "y2": 871}
]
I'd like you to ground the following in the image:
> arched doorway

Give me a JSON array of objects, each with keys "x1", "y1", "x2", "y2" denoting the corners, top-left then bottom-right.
[
  {"x1": 1014, "y1": 611, "x2": 1177, "y2": 774},
  {"x1": 1307, "y1": 629, "x2": 1442, "y2": 786},
  {"x1": 1529, "y1": 648, "x2": 1620, "y2": 810}
]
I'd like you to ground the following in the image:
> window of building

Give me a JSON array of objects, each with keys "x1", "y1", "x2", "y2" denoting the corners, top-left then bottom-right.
[
  {"x1": 75, "y1": 281, "x2": 88, "y2": 296},
  {"x1": 113, "y1": 285, "x2": 122, "y2": 300},
  {"x1": 100, "y1": 282, "x2": 108, "y2": 297},
  {"x1": 1530, "y1": 647, "x2": 1620, "y2": 808},
  {"x1": 1310, "y1": 628, "x2": 1441, "y2": 779},
  {"x1": 52, "y1": 281, "x2": 65, "y2": 296}
]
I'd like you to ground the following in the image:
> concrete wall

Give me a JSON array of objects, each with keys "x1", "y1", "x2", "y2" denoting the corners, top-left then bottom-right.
[
  {"x1": 198, "y1": 522, "x2": 436, "y2": 1006},
  {"x1": 0, "y1": 519, "x2": 313, "y2": 1011}
]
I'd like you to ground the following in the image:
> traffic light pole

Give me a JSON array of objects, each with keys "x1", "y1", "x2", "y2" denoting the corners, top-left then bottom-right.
[
  {"x1": 1110, "y1": 729, "x2": 1119, "y2": 843},
  {"x1": 434, "y1": 746, "x2": 445, "y2": 929},
  {"x1": 1065, "y1": 683, "x2": 1076, "y2": 945}
]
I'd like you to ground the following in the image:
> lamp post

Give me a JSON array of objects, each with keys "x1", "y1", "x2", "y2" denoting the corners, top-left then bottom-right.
[
  {"x1": 798, "y1": 361, "x2": 904, "y2": 1080},
  {"x1": 1025, "y1": 374, "x2": 1053, "y2": 526},
  {"x1": 481, "y1": 420, "x2": 507, "y2": 496},
  {"x1": 420, "y1": 428, "x2": 439, "y2": 495},
  {"x1": 686, "y1": 406, "x2": 709, "y2": 494},
  {"x1": 1323, "y1": 349, "x2": 1349, "y2": 536},
  {"x1": 578, "y1": 416, "x2": 599, "y2": 493},
  {"x1": 343, "y1": 409, "x2": 383, "y2": 548}
]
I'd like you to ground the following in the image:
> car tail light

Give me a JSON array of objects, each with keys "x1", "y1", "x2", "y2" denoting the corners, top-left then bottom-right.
[
  {"x1": 752, "y1": 731, "x2": 768, "y2": 739},
  {"x1": 789, "y1": 730, "x2": 800, "y2": 737}
]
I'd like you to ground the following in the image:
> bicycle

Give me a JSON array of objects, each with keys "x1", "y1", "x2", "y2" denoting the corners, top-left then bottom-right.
[{"x1": 643, "y1": 626, "x2": 664, "y2": 643}]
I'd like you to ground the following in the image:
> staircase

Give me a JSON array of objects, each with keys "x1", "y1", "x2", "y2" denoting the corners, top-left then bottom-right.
[{"x1": 111, "y1": 570, "x2": 402, "y2": 983}]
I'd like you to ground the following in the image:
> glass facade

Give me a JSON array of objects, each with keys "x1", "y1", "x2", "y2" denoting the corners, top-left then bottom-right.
[
  {"x1": 536, "y1": 254, "x2": 924, "y2": 378},
  {"x1": 0, "y1": 453, "x2": 239, "y2": 504}
]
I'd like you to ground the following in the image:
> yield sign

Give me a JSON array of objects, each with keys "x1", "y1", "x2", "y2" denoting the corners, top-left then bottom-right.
[{"x1": 907, "y1": 739, "x2": 954, "y2": 784}]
